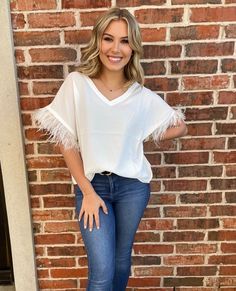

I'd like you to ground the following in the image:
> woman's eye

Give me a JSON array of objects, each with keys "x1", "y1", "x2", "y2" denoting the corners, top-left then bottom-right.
[
  {"x1": 121, "y1": 39, "x2": 129, "y2": 44},
  {"x1": 103, "y1": 37, "x2": 112, "y2": 42}
]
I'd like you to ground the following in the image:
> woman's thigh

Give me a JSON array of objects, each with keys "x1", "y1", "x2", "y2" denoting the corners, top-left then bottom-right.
[
  {"x1": 74, "y1": 185, "x2": 116, "y2": 278},
  {"x1": 113, "y1": 178, "x2": 151, "y2": 253}
]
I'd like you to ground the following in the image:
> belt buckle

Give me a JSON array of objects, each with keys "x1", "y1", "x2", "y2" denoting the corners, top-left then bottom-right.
[{"x1": 100, "y1": 171, "x2": 112, "y2": 176}]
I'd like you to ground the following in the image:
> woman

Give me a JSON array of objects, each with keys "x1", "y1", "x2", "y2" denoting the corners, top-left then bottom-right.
[{"x1": 33, "y1": 7, "x2": 187, "y2": 291}]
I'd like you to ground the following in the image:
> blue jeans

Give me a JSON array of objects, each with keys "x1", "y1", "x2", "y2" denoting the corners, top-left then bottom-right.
[{"x1": 74, "y1": 172, "x2": 151, "y2": 291}]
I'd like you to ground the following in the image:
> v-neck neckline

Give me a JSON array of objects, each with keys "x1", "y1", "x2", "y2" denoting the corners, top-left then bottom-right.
[{"x1": 83, "y1": 74, "x2": 138, "y2": 106}]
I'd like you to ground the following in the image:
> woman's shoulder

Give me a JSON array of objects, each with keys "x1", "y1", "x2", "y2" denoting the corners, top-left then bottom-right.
[{"x1": 66, "y1": 70, "x2": 85, "y2": 80}]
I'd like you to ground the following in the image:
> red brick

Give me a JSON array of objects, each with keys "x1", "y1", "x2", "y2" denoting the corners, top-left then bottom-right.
[
  {"x1": 142, "y1": 61, "x2": 166, "y2": 76},
  {"x1": 180, "y1": 192, "x2": 222, "y2": 204},
  {"x1": 18, "y1": 82, "x2": 29, "y2": 95},
  {"x1": 32, "y1": 209, "x2": 73, "y2": 221},
  {"x1": 231, "y1": 106, "x2": 236, "y2": 119},
  {"x1": 37, "y1": 269, "x2": 49, "y2": 279},
  {"x1": 134, "y1": 231, "x2": 160, "y2": 242},
  {"x1": 180, "y1": 138, "x2": 225, "y2": 150},
  {"x1": 220, "y1": 266, "x2": 236, "y2": 276},
  {"x1": 183, "y1": 75, "x2": 230, "y2": 90},
  {"x1": 62, "y1": 0, "x2": 111, "y2": 8},
  {"x1": 225, "y1": 192, "x2": 236, "y2": 203},
  {"x1": 210, "y1": 205, "x2": 236, "y2": 216},
  {"x1": 15, "y1": 49, "x2": 25, "y2": 63},
  {"x1": 209, "y1": 231, "x2": 236, "y2": 241},
  {"x1": 139, "y1": 219, "x2": 174, "y2": 231},
  {"x1": 44, "y1": 221, "x2": 79, "y2": 233},
  {"x1": 80, "y1": 11, "x2": 105, "y2": 27},
  {"x1": 133, "y1": 266, "x2": 172, "y2": 277},
  {"x1": 141, "y1": 28, "x2": 166, "y2": 42},
  {"x1": 39, "y1": 279, "x2": 77, "y2": 289},
  {"x1": 177, "y1": 266, "x2": 217, "y2": 276},
  {"x1": 10, "y1": 0, "x2": 57, "y2": 10},
  {"x1": 135, "y1": 8, "x2": 184, "y2": 24},
  {"x1": 27, "y1": 156, "x2": 66, "y2": 169},
  {"x1": 225, "y1": 24, "x2": 236, "y2": 38},
  {"x1": 33, "y1": 81, "x2": 62, "y2": 95},
  {"x1": 11, "y1": 13, "x2": 25, "y2": 29},
  {"x1": 133, "y1": 244, "x2": 174, "y2": 254},
  {"x1": 176, "y1": 243, "x2": 217, "y2": 254},
  {"x1": 221, "y1": 242, "x2": 236, "y2": 252},
  {"x1": 30, "y1": 183, "x2": 71, "y2": 195},
  {"x1": 31, "y1": 197, "x2": 40, "y2": 208},
  {"x1": 13, "y1": 31, "x2": 60, "y2": 46},
  {"x1": 28, "y1": 12, "x2": 75, "y2": 28},
  {"x1": 163, "y1": 254, "x2": 204, "y2": 264},
  {"x1": 213, "y1": 151, "x2": 236, "y2": 163},
  {"x1": 222, "y1": 59, "x2": 236, "y2": 73},
  {"x1": 218, "y1": 91, "x2": 236, "y2": 104},
  {"x1": 179, "y1": 165, "x2": 223, "y2": 177},
  {"x1": 164, "y1": 179, "x2": 207, "y2": 191},
  {"x1": 167, "y1": 91, "x2": 214, "y2": 106},
  {"x1": 186, "y1": 123, "x2": 212, "y2": 136},
  {"x1": 128, "y1": 277, "x2": 164, "y2": 288},
  {"x1": 216, "y1": 123, "x2": 236, "y2": 135},
  {"x1": 51, "y1": 268, "x2": 86, "y2": 278},
  {"x1": 171, "y1": 25, "x2": 219, "y2": 40},
  {"x1": 48, "y1": 246, "x2": 84, "y2": 256},
  {"x1": 17, "y1": 65, "x2": 63, "y2": 79},
  {"x1": 225, "y1": 165, "x2": 236, "y2": 176},
  {"x1": 186, "y1": 42, "x2": 234, "y2": 57},
  {"x1": 35, "y1": 233, "x2": 75, "y2": 244},
  {"x1": 64, "y1": 30, "x2": 92, "y2": 44},
  {"x1": 149, "y1": 193, "x2": 176, "y2": 205},
  {"x1": 152, "y1": 166, "x2": 176, "y2": 179},
  {"x1": 171, "y1": 60, "x2": 217, "y2": 74},
  {"x1": 164, "y1": 152, "x2": 209, "y2": 164},
  {"x1": 145, "y1": 77, "x2": 178, "y2": 91},
  {"x1": 177, "y1": 218, "x2": 219, "y2": 229},
  {"x1": 173, "y1": 0, "x2": 220, "y2": 3},
  {"x1": 117, "y1": 0, "x2": 165, "y2": 6},
  {"x1": 143, "y1": 45, "x2": 181, "y2": 58},
  {"x1": 43, "y1": 196, "x2": 75, "y2": 208},
  {"x1": 164, "y1": 206, "x2": 207, "y2": 217},
  {"x1": 41, "y1": 169, "x2": 71, "y2": 182},
  {"x1": 165, "y1": 278, "x2": 204, "y2": 287},
  {"x1": 29, "y1": 48, "x2": 77, "y2": 62},
  {"x1": 190, "y1": 7, "x2": 236, "y2": 22},
  {"x1": 211, "y1": 179, "x2": 236, "y2": 190}
]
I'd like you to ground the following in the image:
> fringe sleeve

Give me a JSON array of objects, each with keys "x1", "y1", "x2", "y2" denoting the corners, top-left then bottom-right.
[
  {"x1": 32, "y1": 72, "x2": 80, "y2": 151},
  {"x1": 144, "y1": 107, "x2": 186, "y2": 147},
  {"x1": 33, "y1": 107, "x2": 80, "y2": 151}
]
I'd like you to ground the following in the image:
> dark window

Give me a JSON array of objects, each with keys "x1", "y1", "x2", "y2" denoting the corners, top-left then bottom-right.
[{"x1": 0, "y1": 163, "x2": 14, "y2": 285}]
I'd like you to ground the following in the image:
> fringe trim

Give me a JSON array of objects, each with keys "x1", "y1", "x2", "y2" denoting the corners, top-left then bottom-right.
[
  {"x1": 145, "y1": 107, "x2": 186, "y2": 147},
  {"x1": 33, "y1": 108, "x2": 80, "y2": 151}
]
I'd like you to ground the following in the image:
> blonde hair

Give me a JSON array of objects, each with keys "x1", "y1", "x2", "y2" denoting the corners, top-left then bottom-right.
[{"x1": 76, "y1": 7, "x2": 144, "y2": 87}]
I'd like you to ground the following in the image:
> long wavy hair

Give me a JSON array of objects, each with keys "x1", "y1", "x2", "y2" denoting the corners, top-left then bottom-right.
[{"x1": 76, "y1": 7, "x2": 144, "y2": 87}]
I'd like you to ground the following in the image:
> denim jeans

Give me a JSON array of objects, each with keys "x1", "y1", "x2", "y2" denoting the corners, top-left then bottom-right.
[{"x1": 74, "y1": 172, "x2": 151, "y2": 291}]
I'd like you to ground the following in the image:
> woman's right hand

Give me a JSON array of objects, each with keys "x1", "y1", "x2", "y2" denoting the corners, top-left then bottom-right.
[{"x1": 78, "y1": 192, "x2": 108, "y2": 231}]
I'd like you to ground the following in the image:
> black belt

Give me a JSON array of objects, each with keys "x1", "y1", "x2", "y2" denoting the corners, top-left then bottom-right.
[{"x1": 99, "y1": 171, "x2": 112, "y2": 175}]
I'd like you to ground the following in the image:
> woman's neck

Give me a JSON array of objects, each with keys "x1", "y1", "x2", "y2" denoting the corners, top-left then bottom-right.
[{"x1": 99, "y1": 70, "x2": 126, "y2": 88}]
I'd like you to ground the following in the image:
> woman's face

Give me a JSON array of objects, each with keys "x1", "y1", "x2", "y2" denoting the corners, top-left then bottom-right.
[{"x1": 99, "y1": 19, "x2": 133, "y2": 74}]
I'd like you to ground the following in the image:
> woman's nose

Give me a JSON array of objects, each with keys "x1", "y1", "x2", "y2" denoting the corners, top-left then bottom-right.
[{"x1": 111, "y1": 40, "x2": 120, "y2": 52}]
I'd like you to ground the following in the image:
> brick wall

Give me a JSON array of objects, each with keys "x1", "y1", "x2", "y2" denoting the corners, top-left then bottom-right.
[{"x1": 10, "y1": 0, "x2": 236, "y2": 290}]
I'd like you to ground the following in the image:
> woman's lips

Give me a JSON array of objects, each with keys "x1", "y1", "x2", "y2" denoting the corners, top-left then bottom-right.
[{"x1": 107, "y1": 56, "x2": 122, "y2": 63}]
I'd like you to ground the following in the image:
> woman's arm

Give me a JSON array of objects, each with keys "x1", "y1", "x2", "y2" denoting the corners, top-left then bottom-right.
[
  {"x1": 161, "y1": 120, "x2": 188, "y2": 141},
  {"x1": 59, "y1": 145, "x2": 95, "y2": 196}
]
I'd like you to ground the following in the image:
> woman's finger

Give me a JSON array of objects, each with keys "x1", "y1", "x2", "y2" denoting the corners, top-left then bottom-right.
[
  {"x1": 94, "y1": 212, "x2": 100, "y2": 230},
  {"x1": 89, "y1": 213, "x2": 94, "y2": 232},
  {"x1": 83, "y1": 212, "x2": 88, "y2": 229}
]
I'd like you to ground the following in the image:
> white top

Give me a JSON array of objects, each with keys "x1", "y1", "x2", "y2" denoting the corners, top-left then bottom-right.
[{"x1": 33, "y1": 71, "x2": 185, "y2": 184}]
